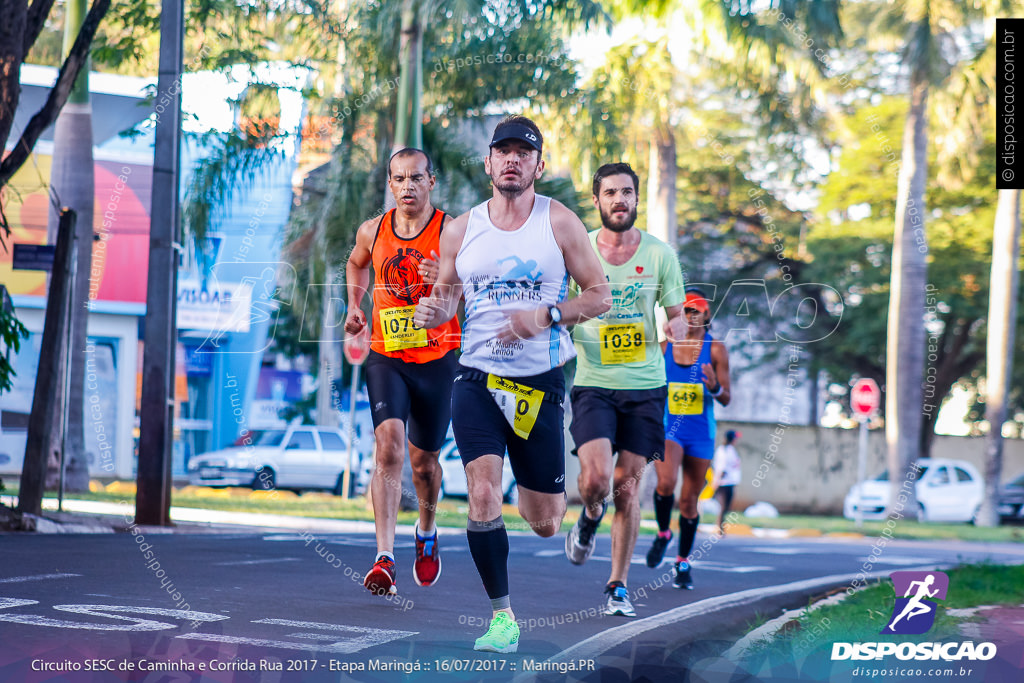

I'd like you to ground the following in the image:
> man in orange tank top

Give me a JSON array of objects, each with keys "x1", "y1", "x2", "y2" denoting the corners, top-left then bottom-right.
[{"x1": 344, "y1": 148, "x2": 461, "y2": 597}]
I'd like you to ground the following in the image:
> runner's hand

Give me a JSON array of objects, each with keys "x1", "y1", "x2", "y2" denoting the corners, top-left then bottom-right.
[
  {"x1": 344, "y1": 309, "x2": 366, "y2": 335},
  {"x1": 664, "y1": 314, "x2": 686, "y2": 343},
  {"x1": 419, "y1": 250, "x2": 440, "y2": 284},
  {"x1": 413, "y1": 296, "x2": 444, "y2": 329},
  {"x1": 496, "y1": 308, "x2": 548, "y2": 344},
  {"x1": 702, "y1": 363, "x2": 718, "y2": 390}
]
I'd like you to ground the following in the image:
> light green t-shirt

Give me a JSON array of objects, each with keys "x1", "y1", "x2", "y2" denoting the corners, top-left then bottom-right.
[{"x1": 571, "y1": 230, "x2": 686, "y2": 390}]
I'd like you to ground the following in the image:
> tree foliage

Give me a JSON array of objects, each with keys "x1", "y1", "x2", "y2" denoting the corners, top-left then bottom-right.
[
  {"x1": 0, "y1": 300, "x2": 29, "y2": 395},
  {"x1": 809, "y1": 98, "x2": 1020, "y2": 449}
]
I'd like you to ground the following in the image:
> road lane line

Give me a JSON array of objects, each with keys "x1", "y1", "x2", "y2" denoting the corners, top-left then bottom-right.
[
  {"x1": 213, "y1": 558, "x2": 302, "y2": 566},
  {"x1": 179, "y1": 620, "x2": 417, "y2": 654},
  {"x1": 0, "y1": 573, "x2": 81, "y2": 583},
  {"x1": 0, "y1": 605, "x2": 228, "y2": 631}
]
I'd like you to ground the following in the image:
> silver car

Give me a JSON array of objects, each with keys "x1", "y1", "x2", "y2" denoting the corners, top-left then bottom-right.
[{"x1": 187, "y1": 425, "x2": 368, "y2": 495}]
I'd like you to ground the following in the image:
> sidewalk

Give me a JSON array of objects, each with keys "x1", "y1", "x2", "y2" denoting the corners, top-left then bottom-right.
[
  {"x1": 956, "y1": 605, "x2": 1024, "y2": 670},
  {"x1": 1, "y1": 496, "x2": 472, "y2": 536}
]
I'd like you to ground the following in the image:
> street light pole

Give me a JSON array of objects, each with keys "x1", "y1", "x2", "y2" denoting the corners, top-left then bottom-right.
[{"x1": 136, "y1": 0, "x2": 184, "y2": 525}]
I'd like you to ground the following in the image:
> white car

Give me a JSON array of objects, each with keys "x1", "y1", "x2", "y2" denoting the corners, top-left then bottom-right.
[
  {"x1": 187, "y1": 425, "x2": 368, "y2": 495},
  {"x1": 438, "y1": 437, "x2": 518, "y2": 505},
  {"x1": 843, "y1": 458, "x2": 985, "y2": 523}
]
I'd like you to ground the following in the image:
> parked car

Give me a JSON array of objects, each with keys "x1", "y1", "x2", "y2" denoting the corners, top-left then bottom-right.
[
  {"x1": 187, "y1": 425, "x2": 369, "y2": 495},
  {"x1": 437, "y1": 437, "x2": 518, "y2": 505},
  {"x1": 843, "y1": 458, "x2": 984, "y2": 523},
  {"x1": 997, "y1": 472, "x2": 1024, "y2": 524}
]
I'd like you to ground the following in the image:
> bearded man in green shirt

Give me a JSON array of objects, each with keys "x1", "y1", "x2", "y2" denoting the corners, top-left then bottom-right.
[{"x1": 565, "y1": 162, "x2": 688, "y2": 618}]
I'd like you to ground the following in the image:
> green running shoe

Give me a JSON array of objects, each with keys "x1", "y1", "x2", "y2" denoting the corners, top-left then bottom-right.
[{"x1": 473, "y1": 611, "x2": 520, "y2": 653}]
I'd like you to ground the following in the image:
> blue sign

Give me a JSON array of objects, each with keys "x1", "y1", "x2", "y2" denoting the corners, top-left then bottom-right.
[
  {"x1": 184, "y1": 345, "x2": 213, "y2": 377},
  {"x1": 12, "y1": 244, "x2": 55, "y2": 271}
]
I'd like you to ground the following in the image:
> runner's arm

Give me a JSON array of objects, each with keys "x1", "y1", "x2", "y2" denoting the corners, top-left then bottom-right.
[
  {"x1": 494, "y1": 202, "x2": 609, "y2": 343},
  {"x1": 418, "y1": 213, "x2": 449, "y2": 285},
  {"x1": 704, "y1": 339, "x2": 731, "y2": 406},
  {"x1": 344, "y1": 218, "x2": 378, "y2": 335},
  {"x1": 662, "y1": 303, "x2": 686, "y2": 343},
  {"x1": 550, "y1": 201, "x2": 610, "y2": 326},
  {"x1": 413, "y1": 212, "x2": 466, "y2": 329}
]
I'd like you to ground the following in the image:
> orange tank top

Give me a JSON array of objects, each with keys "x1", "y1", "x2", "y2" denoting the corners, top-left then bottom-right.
[{"x1": 369, "y1": 208, "x2": 461, "y2": 362}]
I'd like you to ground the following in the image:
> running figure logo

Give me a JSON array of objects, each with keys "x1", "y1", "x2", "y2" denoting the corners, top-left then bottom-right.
[
  {"x1": 381, "y1": 247, "x2": 428, "y2": 304},
  {"x1": 497, "y1": 255, "x2": 541, "y2": 281},
  {"x1": 882, "y1": 571, "x2": 949, "y2": 635}
]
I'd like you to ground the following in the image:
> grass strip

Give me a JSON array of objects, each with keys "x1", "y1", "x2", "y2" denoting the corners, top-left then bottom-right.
[{"x1": 743, "y1": 562, "x2": 1024, "y2": 662}]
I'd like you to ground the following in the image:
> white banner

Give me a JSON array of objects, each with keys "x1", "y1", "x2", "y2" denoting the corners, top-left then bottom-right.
[{"x1": 177, "y1": 279, "x2": 253, "y2": 333}]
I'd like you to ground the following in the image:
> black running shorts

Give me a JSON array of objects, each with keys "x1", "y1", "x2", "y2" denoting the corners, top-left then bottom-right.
[
  {"x1": 716, "y1": 484, "x2": 735, "y2": 512},
  {"x1": 364, "y1": 349, "x2": 458, "y2": 452},
  {"x1": 451, "y1": 365, "x2": 566, "y2": 494},
  {"x1": 569, "y1": 385, "x2": 667, "y2": 461}
]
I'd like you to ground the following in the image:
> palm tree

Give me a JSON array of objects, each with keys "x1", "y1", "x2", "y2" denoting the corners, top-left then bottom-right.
[
  {"x1": 978, "y1": 4, "x2": 1024, "y2": 527},
  {"x1": 855, "y1": 0, "x2": 984, "y2": 509},
  {"x1": 384, "y1": 0, "x2": 607, "y2": 169},
  {"x1": 922, "y1": 1, "x2": 1021, "y2": 524},
  {"x1": 979, "y1": 189, "x2": 1021, "y2": 526},
  {"x1": 577, "y1": 1, "x2": 842, "y2": 245}
]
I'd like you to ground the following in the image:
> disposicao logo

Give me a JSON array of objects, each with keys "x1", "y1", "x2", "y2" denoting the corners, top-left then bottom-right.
[
  {"x1": 883, "y1": 570, "x2": 948, "y2": 635},
  {"x1": 831, "y1": 570, "x2": 997, "y2": 662}
]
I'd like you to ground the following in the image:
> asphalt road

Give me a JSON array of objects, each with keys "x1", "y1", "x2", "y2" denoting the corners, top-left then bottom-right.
[{"x1": 2, "y1": 527, "x2": 1022, "y2": 682}]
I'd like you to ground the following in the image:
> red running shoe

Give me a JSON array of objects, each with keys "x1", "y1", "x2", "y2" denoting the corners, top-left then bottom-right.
[
  {"x1": 413, "y1": 524, "x2": 441, "y2": 587},
  {"x1": 364, "y1": 555, "x2": 397, "y2": 595}
]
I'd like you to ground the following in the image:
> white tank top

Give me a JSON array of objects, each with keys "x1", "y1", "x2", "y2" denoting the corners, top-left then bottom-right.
[{"x1": 456, "y1": 194, "x2": 575, "y2": 376}]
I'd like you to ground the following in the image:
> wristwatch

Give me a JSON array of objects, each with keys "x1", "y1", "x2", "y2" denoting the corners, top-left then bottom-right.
[{"x1": 548, "y1": 305, "x2": 563, "y2": 325}]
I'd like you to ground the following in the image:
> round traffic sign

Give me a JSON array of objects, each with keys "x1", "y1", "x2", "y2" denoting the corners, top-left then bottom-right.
[
  {"x1": 851, "y1": 378, "x2": 880, "y2": 416},
  {"x1": 343, "y1": 326, "x2": 370, "y2": 366}
]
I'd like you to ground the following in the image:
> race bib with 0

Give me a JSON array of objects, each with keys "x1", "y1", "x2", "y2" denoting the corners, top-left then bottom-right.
[
  {"x1": 668, "y1": 382, "x2": 704, "y2": 416},
  {"x1": 379, "y1": 305, "x2": 427, "y2": 352},
  {"x1": 486, "y1": 374, "x2": 544, "y2": 439},
  {"x1": 599, "y1": 323, "x2": 645, "y2": 364}
]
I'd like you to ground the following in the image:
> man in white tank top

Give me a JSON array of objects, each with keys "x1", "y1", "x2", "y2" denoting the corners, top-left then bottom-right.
[{"x1": 414, "y1": 115, "x2": 610, "y2": 653}]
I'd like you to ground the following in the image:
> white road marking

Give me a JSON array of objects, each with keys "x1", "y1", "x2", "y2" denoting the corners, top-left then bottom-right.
[
  {"x1": 290, "y1": 633, "x2": 340, "y2": 641},
  {"x1": 647, "y1": 559, "x2": 773, "y2": 573},
  {"x1": 254, "y1": 618, "x2": 416, "y2": 635},
  {"x1": 693, "y1": 562, "x2": 775, "y2": 574},
  {"x1": 261, "y1": 534, "x2": 416, "y2": 549},
  {"x1": 588, "y1": 555, "x2": 774, "y2": 573},
  {"x1": 214, "y1": 558, "x2": 302, "y2": 567},
  {"x1": 858, "y1": 555, "x2": 937, "y2": 566},
  {"x1": 179, "y1": 619, "x2": 417, "y2": 654},
  {"x1": 0, "y1": 604, "x2": 228, "y2": 631},
  {"x1": 0, "y1": 598, "x2": 39, "y2": 610},
  {"x1": 0, "y1": 573, "x2": 81, "y2": 583}
]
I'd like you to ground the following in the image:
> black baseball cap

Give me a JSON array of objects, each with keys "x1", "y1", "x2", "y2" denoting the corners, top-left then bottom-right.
[{"x1": 489, "y1": 121, "x2": 542, "y2": 151}]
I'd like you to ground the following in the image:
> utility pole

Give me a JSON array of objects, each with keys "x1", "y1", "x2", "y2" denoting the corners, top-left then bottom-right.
[
  {"x1": 136, "y1": 0, "x2": 184, "y2": 525},
  {"x1": 19, "y1": 210, "x2": 77, "y2": 516}
]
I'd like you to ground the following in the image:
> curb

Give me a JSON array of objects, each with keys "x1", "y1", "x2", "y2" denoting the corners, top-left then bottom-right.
[
  {"x1": 719, "y1": 559, "x2": 1024, "y2": 661},
  {"x1": 9, "y1": 494, "x2": 868, "y2": 540},
  {"x1": 532, "y1": 563, "x2": 948, "y2": 671},
  {"x1": 720, "y1": 585, "x2": 863, "y2": 661}
]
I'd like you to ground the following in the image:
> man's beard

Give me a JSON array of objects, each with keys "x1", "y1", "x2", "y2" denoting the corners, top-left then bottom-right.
[
  {"x1": 599, "y1": 205, "x2": 637, "y2": 232},
  {"x1": 492, "y1": 169, "x2": 531, "y2": 198}
]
